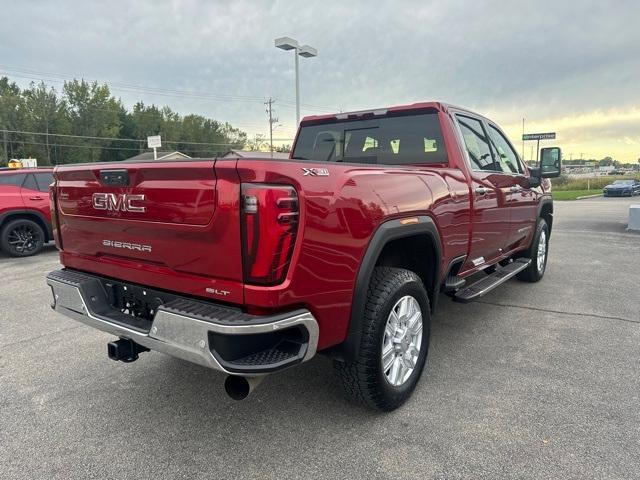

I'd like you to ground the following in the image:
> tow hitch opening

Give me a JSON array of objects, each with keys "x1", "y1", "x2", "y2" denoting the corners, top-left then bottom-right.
[{"x1": 107, "y1": 338, "x2": 149, "y2": 363}]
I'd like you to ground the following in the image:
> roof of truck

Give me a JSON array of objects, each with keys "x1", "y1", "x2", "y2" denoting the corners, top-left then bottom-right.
[{"x1": 300, "y1": 101, "x2": 483, "y2": 124}]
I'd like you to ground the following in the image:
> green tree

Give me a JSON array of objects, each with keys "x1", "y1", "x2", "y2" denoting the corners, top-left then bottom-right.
[
  {"x1": 245, "y1": 134, "x2": 269, "y2": 152},
  {"x1": 1, "y1": 75, "x2": 248, "y2": 164},
  {"x1": 21, "y1": 82, "x2": 69, "y2": 165},
  {"x1": 0, "y1": 77, "x2": 24, "y2": 164},
  {"x1": 63, "y1": 80, "x2": 121, "y2": 163},
  {"x1": 275, "y1": 144, "x2": 292, "y2": 153}
]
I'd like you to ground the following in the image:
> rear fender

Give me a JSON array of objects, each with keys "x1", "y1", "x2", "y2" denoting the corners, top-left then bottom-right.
[
  {"x1": 0, "y1": 209, "x2": 52, "y2": 241},
  {"x1": 335, "y1": 216, "x2": 442, "y2": 362}
]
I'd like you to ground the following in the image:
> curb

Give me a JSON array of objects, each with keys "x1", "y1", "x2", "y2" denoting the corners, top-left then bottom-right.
[{"x1": 576, "y1": 193, "x2": 603, "y2": 200}]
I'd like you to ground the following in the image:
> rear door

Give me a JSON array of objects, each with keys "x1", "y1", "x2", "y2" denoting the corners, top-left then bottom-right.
[
  {"x1": 21, "y1": 172, "x2": 53, "y2": 220},
  {"x1": 485, "y1": 123, "x2": 537, "y2": 250},
  {"x1": 454, "y1": 114, "x2": 511, "y2": 269}
]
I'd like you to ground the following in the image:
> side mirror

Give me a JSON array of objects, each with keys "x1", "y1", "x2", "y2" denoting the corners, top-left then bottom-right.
[
  {"x1": 527, "y1": 173, "x2": 541, "y2": 188},
  {"x1": 539, "y1": 147, "x2": 562, "y2": 178}
]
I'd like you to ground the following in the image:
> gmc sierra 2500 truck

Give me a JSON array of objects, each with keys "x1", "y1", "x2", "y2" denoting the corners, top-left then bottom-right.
[{"x1": 46, "y1": 102, "x2": 561, "y2": 411}]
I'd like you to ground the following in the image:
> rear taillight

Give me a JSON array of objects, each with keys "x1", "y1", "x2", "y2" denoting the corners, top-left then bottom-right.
[
  {"x1": 49, "y1": 182, "x2": 63, "y2": 250},
  {"x1": 241, "y1": 183, "x2": 299, "y2": 285}
]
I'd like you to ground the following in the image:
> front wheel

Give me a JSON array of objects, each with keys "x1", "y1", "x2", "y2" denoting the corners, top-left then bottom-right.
[
  {"x1": 334, "y1": 267, "x2": 430, "y2": 411},
  {"x1": 517, "y1": 218, "x2": 549, "y2": 282}
]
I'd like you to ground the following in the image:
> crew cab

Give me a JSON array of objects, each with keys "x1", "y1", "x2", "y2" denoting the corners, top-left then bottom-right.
[
  {"x1": 46, "y1": 102, "x2": 561, "y2": 410},
  {"x1": 0, "y1": 168, "x2": 54, "y2": 256}
]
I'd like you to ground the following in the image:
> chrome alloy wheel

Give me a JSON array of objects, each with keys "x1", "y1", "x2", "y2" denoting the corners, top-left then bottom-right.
[
  {"x1": 381, "y1": 295, "x2": 423, "y2": 387},
  {"x1": 537, "y1": 229, "x2": 547, "y2": 273}
]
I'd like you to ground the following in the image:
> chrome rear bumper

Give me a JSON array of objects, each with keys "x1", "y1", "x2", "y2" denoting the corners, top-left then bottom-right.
[{"x1": 46, "y1": 269, "x2": 319, "y2": 376}]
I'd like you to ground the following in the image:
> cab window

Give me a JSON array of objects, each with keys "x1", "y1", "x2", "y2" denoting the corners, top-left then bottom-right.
[
  {"x1": 292, "y1": 112, "x2": 448, "y2": 165},
  {"x1": 0, "y1": 173, "x2": 26, "y2": 186},
  {"x1": 35, "y1": 173, "x2": 54, "y2": 192}
]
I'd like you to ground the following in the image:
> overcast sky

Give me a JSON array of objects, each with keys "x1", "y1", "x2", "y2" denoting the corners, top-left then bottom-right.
[{"x1": 2, "y1": 0, "x2": 639, "y2": 161}]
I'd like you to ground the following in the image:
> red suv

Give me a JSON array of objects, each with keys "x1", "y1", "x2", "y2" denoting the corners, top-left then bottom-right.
[{"x1": 0, "y1": 168, "x2": 54, "y2": 257}]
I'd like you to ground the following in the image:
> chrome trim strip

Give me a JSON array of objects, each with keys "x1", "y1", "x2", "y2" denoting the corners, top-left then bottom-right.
[{"x1": 47, "y1": 277, "x2": 319, "y2": 376}]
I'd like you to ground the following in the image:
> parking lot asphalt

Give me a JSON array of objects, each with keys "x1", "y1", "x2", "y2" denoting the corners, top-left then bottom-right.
[{"x1": 1, "y1": 196, "x2": 639, "y2": 480}]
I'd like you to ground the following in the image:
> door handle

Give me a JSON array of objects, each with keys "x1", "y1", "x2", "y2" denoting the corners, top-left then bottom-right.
[
  {"x1": 29, "y1": 196, "x2": 44, "y2": 200},
  {"x1": 509, "y1": 185, "x2": 522, "y2": 193},
  {"x1": 475, "y1": 187, "x2": 489, "y2": 195}
]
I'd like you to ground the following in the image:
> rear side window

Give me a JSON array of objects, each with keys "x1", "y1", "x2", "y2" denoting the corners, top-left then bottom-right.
[
  {"x1": 0, "y1": 173, "x2": 26, "y2": 186},
  {"x1": 292, "y1": 113, "x2": 448, "y2": 165},
  {"x1": 22, "y1": 174, "x2": 38, "y2": 191},
  {"x1": 456, "y1": 115, "x2": 495, "y2": 171},
  {"x1": 35, "y1": 173, "x2": 54, "y2": 192}
]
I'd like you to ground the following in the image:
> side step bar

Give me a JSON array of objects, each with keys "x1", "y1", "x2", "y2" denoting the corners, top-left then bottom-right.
[{"x1": 453, "y1": 258, "x2": 531, "y2": 303}]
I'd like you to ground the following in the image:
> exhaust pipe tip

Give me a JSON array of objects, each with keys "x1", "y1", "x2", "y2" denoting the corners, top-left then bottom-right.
[{"x1": 224, "y1": 375, "x2": 264, "y2": 401}]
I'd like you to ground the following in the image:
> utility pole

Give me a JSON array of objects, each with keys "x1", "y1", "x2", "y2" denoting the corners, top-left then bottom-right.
[
  {"x1": 265, "y1": 98, "x2": 278, "y2": 157},
  {"x1": 2, "y1": 129, "x2": 8, "y2": 164},
  {"x1": 522, "y1": 118, "x2": 525, "y2": 161}
]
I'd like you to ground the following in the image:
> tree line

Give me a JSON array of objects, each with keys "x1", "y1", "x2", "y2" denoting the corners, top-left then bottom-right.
[{"x1": 0, "y1": 76, "x2": 248, "y2": 165}]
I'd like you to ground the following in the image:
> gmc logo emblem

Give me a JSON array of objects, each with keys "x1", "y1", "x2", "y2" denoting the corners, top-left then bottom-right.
[{"x1": 92, "y1": 193, "x2": 146, "y2": 213}]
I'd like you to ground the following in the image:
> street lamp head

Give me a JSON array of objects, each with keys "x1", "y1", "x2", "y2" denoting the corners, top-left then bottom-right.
[
  {"x1": 297, "y1": 45, "x2": 318, "y2": 58},
  {"x1": 274, "y1": 37, "x2": 299, "y2": 50}
]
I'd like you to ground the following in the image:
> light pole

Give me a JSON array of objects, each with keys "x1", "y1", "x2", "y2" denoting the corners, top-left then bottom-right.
[{"x1": 275, "y1": 37, "x2": 318, "y2": 126}]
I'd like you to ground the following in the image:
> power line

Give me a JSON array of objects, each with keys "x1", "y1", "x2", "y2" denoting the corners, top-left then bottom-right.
[
  {"x1": 12, "y1": 139, "x2": 247, "y2": 154},
  {"x1": 0, "y1": 129, "x2": 250, "y2": 147},
  {"x1": 0, "y1": 65, "x2": 266, "y2": 102},
  {"x1": 15, "y1": 140, "x2": 141, "y2": 151},
  {"x1": 0, "y1": 64, "x2": 343, "y2": 113}
]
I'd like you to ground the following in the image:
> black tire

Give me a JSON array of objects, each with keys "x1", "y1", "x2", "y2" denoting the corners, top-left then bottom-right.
[
  {"x1": 517, "y1": 218, "x2": 549, "y2": 282},
  {"x1": 334, "y1": 267, "x2": 431, "y2": 411},
  {"x1": 0, "y1": 218, "x2": 45, "y2": 257}
]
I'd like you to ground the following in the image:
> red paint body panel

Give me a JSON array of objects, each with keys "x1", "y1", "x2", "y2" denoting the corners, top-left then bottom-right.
[
  {"x1": 55, "y1": 161, "x2": 244, "y2": 304},
  {"x1": 51, "y1": 103, "x2": 549, "y2": 352},
  {"x1": 0, "y1": 168, "x2": 54, "y2": 231}
]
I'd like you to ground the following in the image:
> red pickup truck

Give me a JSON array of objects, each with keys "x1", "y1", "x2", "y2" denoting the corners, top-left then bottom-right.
[{"x1": 46, "y1": 102, "x2": 561, "y2": 410}]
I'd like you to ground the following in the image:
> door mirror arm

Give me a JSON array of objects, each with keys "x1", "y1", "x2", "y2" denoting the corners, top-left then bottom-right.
[{"x1": 528, "y1": 167, "x2": 541, "y2": 188}]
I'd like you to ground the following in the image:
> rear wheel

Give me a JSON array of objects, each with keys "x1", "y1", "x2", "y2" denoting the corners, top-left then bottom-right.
[
  {"x1": 334, "y1": 267, "x2": 430, "y2": 411},
  {"x1": 0, "y1": 219, "x2": 45, "y2": 257},
  {"x1": 517, "y1": 218, "x2": 549, "y2": 282}
]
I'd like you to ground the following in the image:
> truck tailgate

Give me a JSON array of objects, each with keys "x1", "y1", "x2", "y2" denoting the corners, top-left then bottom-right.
[{"x1": 54, "y1": 160, "x2": 244, "y2": 303}]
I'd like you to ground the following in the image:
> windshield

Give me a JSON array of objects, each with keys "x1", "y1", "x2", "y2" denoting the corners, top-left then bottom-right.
[
  {"x1": 292, "y1": 112, "x2": 447, "y2": 165},
  {"x1": 612, "y1": 180, "x2": 633, "y2": 185}
]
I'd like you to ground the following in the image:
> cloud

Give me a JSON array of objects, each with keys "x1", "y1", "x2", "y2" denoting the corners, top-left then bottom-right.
[{"x1": 1, "y1": 0, "x2": 639, "y2": 159}]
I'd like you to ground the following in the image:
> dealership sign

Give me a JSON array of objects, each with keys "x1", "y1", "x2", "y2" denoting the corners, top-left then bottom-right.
[{"x1": 522, "y1": 132, "x2": 556, "y2": 141}]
